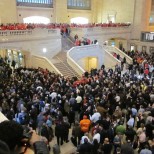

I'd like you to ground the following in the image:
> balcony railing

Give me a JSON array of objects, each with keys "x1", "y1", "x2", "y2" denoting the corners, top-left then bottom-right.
[{"x1": 0, "y1": 28, "x2": 60, "y2": 42}]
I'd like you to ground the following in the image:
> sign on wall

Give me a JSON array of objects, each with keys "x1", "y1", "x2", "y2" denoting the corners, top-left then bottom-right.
[{"x1": 141, "y1": 32, "x2": 154, "y2": 42}]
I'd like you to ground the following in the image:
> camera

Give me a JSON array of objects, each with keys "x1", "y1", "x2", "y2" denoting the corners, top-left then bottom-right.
[
  {"x1": 18, "y1": 125, "x2": 32, "y2": 148},
  {"x1": 22, "y1": 125, "x2": 33, "y2": 139}
]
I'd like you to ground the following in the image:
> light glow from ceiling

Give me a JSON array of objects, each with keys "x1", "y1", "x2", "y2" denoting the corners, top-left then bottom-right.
[
  {"x1": 23, "y1": 16, "x2": 50, "y2": 24},
  {"x1": 70, "y1": 17, "x2": 88, "y2": 24}
]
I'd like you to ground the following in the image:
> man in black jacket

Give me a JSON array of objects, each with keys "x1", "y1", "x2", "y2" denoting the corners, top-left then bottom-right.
[
  {"x1": 125, "y1": 126, "x2": 136, "y2": 143},
  {"x1": 55, "y1": 120, "x2": 65, "y2": 145},
  {"x1": 77, "y1": 138, "x2": 93, "y2": 154}
]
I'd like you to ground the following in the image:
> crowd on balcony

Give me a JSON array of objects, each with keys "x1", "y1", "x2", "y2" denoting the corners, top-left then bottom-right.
[
  {"x1": 0, "y1": 22, "x2": 131, "y2": 31},
  {"x1": 71, "y1": 22, "x2": 131, "y2": 28},
  {"x1": 0, "y1": 49, "x2": 154, "y2": 154}
]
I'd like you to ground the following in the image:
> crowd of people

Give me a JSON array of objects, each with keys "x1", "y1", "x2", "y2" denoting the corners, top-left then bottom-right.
[
  {"x1": 0, "y1": 48, "x2": 154, "y2": 154},
  {"x1": 0, "y1": 22, "x2": 131, "y2": 31},
  {"x1": 122, "y1": 50, "x2": 154, "y2": 79},
  {"x1": 74, "y1": 35, "x2": 98, "y2": 46},
  {"x1": 70, "y1": 22, "x2": 131, "y2": 28}
]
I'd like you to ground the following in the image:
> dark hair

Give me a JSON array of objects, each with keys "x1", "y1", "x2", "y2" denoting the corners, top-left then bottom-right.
[
  {"x1": 84, "y1": 138, "x2": 88, "y2": 143},
  {"x1": 0, "y1": 121, "x2": 23, "y2": 150}
]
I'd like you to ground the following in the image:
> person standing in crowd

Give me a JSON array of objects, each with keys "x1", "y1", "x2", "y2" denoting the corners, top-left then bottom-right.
[
  {"x1": 80, "y1": 115, "x2": 91, "y2": 136},
  {"x1": 101, "y1": 137, "x2": 113, "y2": 154},
  {"x1": 11, "y1": 60, "x2": 16, "y2": 69},
  {"x1": 0, "y1": 46, "x2": 154, "y2": 154},
  {"x1": 121, "y1": 140, "x2": 134, "y2": 154},
  {"x1": 71, "y1": 121, "x2": 81, "y2": 147},
  {"x1": 77, "y1": 138, "x2": 93, "y2": 154},
  {"x1": 55, "y1": 120, "x2": 65, "y2": 146}
]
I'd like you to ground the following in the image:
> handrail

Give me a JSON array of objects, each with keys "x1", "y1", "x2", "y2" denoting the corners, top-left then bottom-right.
[
  {"x1": 67, "y1": 44, "x2": 121, "y2": 74},
  {"x1": 0, "y1": 29, "x2": 59, "y2": 37},
  {"x1": 55, "y1": 56, "x2": 77, "y2": 77},
  {"x1": 67, "y1": 47, "x2": 85, "y2": 75},
  {"x1": 114, "y1": 46, "x2": 133, "y2": 61},
  {"x1": 104, "y1": 45, "x2": 133, "y2": 64},
  {"x1": 0, "y1": 112, "x2": 8, "y2": 123},
  {"x1": 32, "y1": 55, "x2": 63, "y2": 76},
  {"x1": 103, "y1": 45, "x2": 121, "y2": 63}
]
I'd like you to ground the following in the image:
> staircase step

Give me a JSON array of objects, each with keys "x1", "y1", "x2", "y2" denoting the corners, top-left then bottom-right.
[{"x1": 50, "y1": 38, "x2": 81, "y2": 79}]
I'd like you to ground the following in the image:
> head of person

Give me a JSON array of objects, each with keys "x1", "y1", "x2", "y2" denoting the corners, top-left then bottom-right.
[
  {"x1": 84, "y1": 138, "x2": 88, "y2": 144},
  {"x1": 104, "y1": 138, "x2": 109, "y2": 144},
  {"x1": 83, "y1": 115, "x2": 88, "y2": 119},
  {"x1": 93, "y1": 139, "x2": 98, "y2": 145},
  {"x1": 0, "y1": 120, "x2": 23, "y2": 150}
]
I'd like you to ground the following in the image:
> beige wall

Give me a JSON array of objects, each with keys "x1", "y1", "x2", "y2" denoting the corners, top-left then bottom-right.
[
  {"x1": 67, "y1": 9, "x2": 93, "y2": 23},
  {"x1": 91, "y1": 0, "x2": 103, "y2": 23},
  {"x1": 101, "y1": 0, "x2": 135, "y2": 23},
  {"x1": 0, "y1": 0, "x2": 17, "y2": 23},
  {"x1": 55, "y1": 0, "x2": 94, "y2": 23},
  {"x1": 17, "y1": 7, "x2": 54, "y2": 23},
  {"x1": 54, "y1": 0, "x2": 68, "y2": 23}
]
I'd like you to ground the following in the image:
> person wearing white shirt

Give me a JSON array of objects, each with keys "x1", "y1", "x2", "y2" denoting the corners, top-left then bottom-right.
[
  {"x1": 76, "y1": 95, "x2": 82, "y2": 104},
  {"x1": 90, "y1": 110, "x2": 101, "y2": 124},
  {"x1": 127, "y1": 115, "x2": 135, "y2": 127},
  {"x1": 81, "y1": 133, "x2": 91, "y2": 144},
  {"x1": 50, "y1": 91, "x2": 57, "y2": 100},
  {"x1": 92, "y1": 130, "x2": 100, "y2": 143},
  {"x1": 131, "y1": 105, "x2": 137, "y2": 117}
]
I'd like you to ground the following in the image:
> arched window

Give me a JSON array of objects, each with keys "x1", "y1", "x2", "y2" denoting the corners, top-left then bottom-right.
[
  {"x1": 70, "y1": 17, "x2": 88, "y2": 24},
  {"x1": 23, "y1": 16, "x2": 50, "y2": 24},
  {"x1": 67, "y1": 0, "x2": 91, "y2": 10},
  {"x1": 16, "y1": 0, "x2": 53, "y2": 8}
]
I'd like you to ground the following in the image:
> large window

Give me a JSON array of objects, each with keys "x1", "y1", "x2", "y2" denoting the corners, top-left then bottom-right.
[
  {"x1": 23, "y1": 16, "x2": 50, "y2": 24},
  {"x1": 70, "y1": 17, "x2": 88, "y2": 24},
  {"x1": 67, "y1": 0, "x2": 91, "y2": 10},
  {"x1": 16, "y1": 0, "x2": 53, "y2": 8}
]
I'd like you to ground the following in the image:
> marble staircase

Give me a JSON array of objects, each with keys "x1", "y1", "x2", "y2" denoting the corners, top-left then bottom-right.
[{"x1": 51, "y1": 51, "x2": 81, "y2": 79}]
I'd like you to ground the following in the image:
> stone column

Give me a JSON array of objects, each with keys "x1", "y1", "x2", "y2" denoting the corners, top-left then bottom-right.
[
  {"x1": 53, "y1": 0, "x2": 68, "y2": 23},
  {"x1": 131, "y1": 0, "x2": 152, "y2": 39}
]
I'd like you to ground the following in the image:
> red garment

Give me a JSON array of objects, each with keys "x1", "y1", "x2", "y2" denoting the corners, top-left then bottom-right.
[
  {"x1": 144, "y1": 63, "x2": 149, "y2": 69},
  {"x1": 144, "y1": 69, "x2": 149, "y2": 75}
]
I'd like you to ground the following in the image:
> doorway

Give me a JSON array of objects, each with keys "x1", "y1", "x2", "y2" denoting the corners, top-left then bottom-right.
[
  {"x1": 85, "y1": 57, "x2": 98, "y2": 72},
  {"x1": 130, "y1": 45, "x2": 136, "y2": 51}
]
